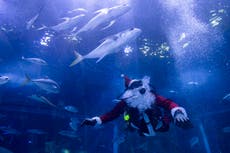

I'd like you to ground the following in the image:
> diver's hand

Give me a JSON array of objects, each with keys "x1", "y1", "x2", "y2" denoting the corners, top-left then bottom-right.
[
  {"x1": 80, "y1": 118, "x2": 97, "y2": 127},
  {"x1": 174, "y1": 110, "x2": 193, "y2": 129}
]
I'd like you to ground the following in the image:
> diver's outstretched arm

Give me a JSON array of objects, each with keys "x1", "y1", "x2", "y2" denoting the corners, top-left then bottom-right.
[
  {"x1": 155, "y1": 94, "x2": 193, "y2": 129},
  {"x1": 81, "y1": 101, "x2": 126, "y2": 127}
]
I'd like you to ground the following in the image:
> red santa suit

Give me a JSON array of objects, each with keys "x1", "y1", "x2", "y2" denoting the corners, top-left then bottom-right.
[{"x1": 90, "y1": 76, "x2": 188, "y2": 136}]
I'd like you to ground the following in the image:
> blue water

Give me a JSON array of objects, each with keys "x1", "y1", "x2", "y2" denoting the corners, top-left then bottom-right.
[{"x1": 0, "y1": 0, "x2": 229, "y2": 153}]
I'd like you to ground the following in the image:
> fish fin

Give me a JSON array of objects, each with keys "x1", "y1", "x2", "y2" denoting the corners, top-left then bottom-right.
[
  {"x1": 96, "y1": 54, "x2": 106, "y2": 63},
  {"x1": 98, "y1": 33, "x2": 118, "y2": 44},
  {"x1": 21, "y1": 74, "x2": 31, "y2": 86},
  {"x1": 94, "y1": 8, "x2": 109, "y2": 14},
  {"x1": 68, "y1": 8, "x2": 88, "y2": 13},
  {"x1": 61, "y1": 17, "x2": 70, "y2": 22},
  {"x1": 37, "y1": 24, "x2": 47, "y2": 31},
  {"x1": 69, "y1": 51, "x2": 84, "y2": 67},
  {"x1": 101, "y1": 20, "x2": 116, "y2": 31},
  {"x1": 71, "y1": 26, "x2": 78, "y2": 33}
]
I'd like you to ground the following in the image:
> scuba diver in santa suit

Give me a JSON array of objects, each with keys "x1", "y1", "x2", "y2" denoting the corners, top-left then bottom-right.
[{"x1": 81, "y1": 75, "x2": 192, "y2": 136}]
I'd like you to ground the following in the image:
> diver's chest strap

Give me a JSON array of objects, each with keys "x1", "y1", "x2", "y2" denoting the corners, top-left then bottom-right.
[{"x1": 142, "y1": 112, "x2": 156, "y2": 136}]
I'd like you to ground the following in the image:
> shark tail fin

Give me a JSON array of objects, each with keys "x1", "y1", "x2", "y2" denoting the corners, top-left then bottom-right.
[
  {"x1": 21, "y1": 74, "x2": 31, "y2": 86},
  {"x1": 69, "y1": 51, "x2": 84, "y2": 67}
]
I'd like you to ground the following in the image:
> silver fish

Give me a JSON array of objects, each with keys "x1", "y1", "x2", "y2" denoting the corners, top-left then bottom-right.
[
  {"x1": 28, "y1": 94, "x2": 57, "y2": 107},
  {"x1": 64, "y1": 105, "x2": 78, "y2": 113},
  {"x1": 22, "y1": 56, "x2": 47, "y2": 65},
  {"x1": 58, "y1": 130, "x2": 78, "y2": 138},
  {"x1": 75, "y1": 4, "x2": 131, "y2": 35},
  {"x1": 26, "y1": 13, "x2": 39, "y2": 30},
  {"x1": 27, "y1": 129, "x2": 47, "y2": 135},
  {"x1": 24, "y1": 75, "x2": 60, "y2": 94},
  {"x1": 0, "y1": 76, "x2": 9, "y2": 85},
  {"x1": 222, "y1": 93, "x2": 230, "y2": 102},
  {"x1": 69, "y1": 27, "x2": 142, "y2": 66},
  {"x1": 67, "y1": 8, "x2": 88, "y2": 13},
  {"x1": 187, "y1": 81, "x2": 199, "y2": 86},
  {"x1": 51, "y1": 14, "x2": 85, "y2": 32}
]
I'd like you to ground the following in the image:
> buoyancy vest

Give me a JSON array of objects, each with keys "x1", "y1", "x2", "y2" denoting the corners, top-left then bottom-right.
[{"x1": 123, "y1": 104, "x2": 169, "y2": 136}]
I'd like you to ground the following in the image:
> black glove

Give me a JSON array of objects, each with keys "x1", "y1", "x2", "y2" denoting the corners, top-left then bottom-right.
[
  {"x1": 80, "y1": 118, "x2": 97, "y2": 127},
  {"x1": 174, "y1": 110, "x2": 193, "y2": 129}
]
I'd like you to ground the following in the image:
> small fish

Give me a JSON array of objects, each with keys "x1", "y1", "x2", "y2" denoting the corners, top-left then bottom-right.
[
  {"x1": 22, "y1": 56, "x2": 47, "y2": 65},
  {"x1": 222, "y1": 93, "x2": 230, "y2": 102},
  {"x1": 182, "y1": 42, "x2": 190, "y2": 48},
  {"x1": 58, "y1": 130, "x2": 78, "y2": 138},
  {"x1": 26, "y1": 4, "x2": 46, "y2": 30},
  {"x1": 169, "y1": 90, "x2": 177, "y2": 93},
  {"x1": 178, "y1": 32, "x2": 186, "y2": 42},
  {"x1": 0, "y1": 76, "x2": 9, "y2": 85},
  {"x1": 67, "y1": 8, "x2": 88, "y2": 13},
  {"x1": 23, "y1": 75, "x2": 60, "y2": 94},
  {"x1": 64, "y1": 105, "x2": 78, "y2": 113},
  {"x1": 1, "y1": 26, "x2": 14, "y2": 32},
  {"x1": 69, "y1": 28, "x2": 141, "y2": 66},
  {"x1": 187, "y1": 81, "x2": 199, "y2": 86},
  {"x1": 28, "y1": 94, "x2": 57, "y2": 107},
  {"x1": 222, "y1": 127, "x2": 230, "y2": 133},
  {"x1": 26, "y1": 13, "x2": 39, "y2": 30},
  {"x1": 27, "y1": 129, "x2": 47, "y2": 135}
]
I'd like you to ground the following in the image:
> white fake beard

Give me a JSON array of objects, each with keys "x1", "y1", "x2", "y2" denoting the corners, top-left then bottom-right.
[{"x1": 125, "y1": 90, "x2": 155, "y2": 112}]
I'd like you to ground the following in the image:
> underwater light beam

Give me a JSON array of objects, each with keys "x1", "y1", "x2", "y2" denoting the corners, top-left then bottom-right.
[{"x1": 161, "y1": 0, "x2": 208, "y2": 58}]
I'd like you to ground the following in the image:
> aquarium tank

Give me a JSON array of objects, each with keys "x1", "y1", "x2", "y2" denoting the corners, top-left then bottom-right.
[{"x1": 0, "y1": 0, "x2": 229, "y2": 153}]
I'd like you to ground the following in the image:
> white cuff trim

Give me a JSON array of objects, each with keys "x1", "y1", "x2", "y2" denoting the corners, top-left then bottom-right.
[
  {"x1": 171, "y1": 107, "x2": 187, "y2": 118},
  {"x1": 92, "y1": 116, "x2": 102, "y2": 125}
]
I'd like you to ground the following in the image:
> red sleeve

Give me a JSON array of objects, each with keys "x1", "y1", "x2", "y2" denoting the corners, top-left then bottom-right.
[
  {"x1": 100, "y1": 101, "x2": 126, "y2": 123},
  {"x1": 155, "y1": 94, "x2": 178, "y2": 110}
]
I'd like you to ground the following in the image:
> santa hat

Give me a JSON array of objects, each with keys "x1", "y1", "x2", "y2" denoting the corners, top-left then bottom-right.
[{"x1": 121, "y1": 74, "x2": 131, "y2": 88}]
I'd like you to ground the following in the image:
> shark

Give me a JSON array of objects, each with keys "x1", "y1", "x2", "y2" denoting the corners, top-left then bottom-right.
[
  {"x1": 74, "y1": 4, "x2": 131, "y2": 35},
  {"x1": 51, "y1": 14, "x2": 85, "y2": 32},
  {"x1": 69, "y1": 27, "x2": 142, "y2": 67}
]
